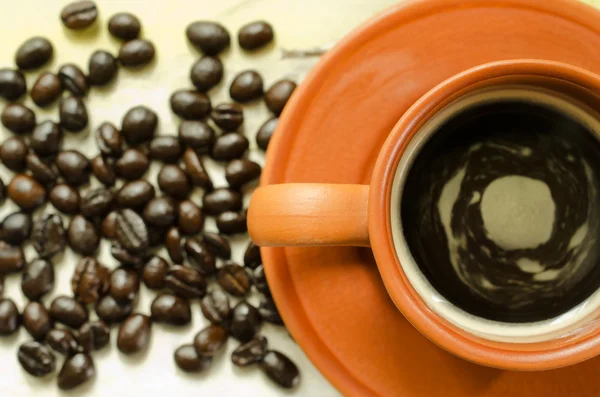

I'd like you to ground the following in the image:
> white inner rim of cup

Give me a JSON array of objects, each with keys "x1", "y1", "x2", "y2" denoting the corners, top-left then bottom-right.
[{"x1": 390, "y1": 86, "x2": 600, "y2": 343}]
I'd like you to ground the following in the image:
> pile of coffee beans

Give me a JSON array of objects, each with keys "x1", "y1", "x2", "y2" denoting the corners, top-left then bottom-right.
[{"x1": 0, "y1": 0, "x2": 299, "y2": 391}]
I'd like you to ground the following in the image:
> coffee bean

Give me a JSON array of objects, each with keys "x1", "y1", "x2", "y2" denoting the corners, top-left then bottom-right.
[
  {"x1": 60, "y1": 1, "x2": 97, "y2": 30},
  {"x1": 0, "y1": 298, "x2": 19, "y2": 335},
  {"x1": 158, "y1": 164, "x2": 191, "y2": 199},
  {"x1": 202, "y1": 232, "x2": 231, "y2": 259},
  {"x1": 217, "y1": 211, "x2": 247, "y2": 234},
  {"x1": 59, "y1": 96, "x2": 88, "y2": 132},
  {"x1": 88, "y1": 50, "x2": 118, "y2": 85},
  {"x1": 95, "y1": 122, "x2": 123, "y2": 157},
  {"x1": 26, "y1": 154, "x2": 57, "y2": 186},
  {"x1": 67, "y1": 215, "x2": 99, "y2": 255},
  {"x1": 1, "y1": 104, "x2": 36, "y2": 134},
  {"x1": 101, "y1": 211, "x2": 117, "y2": 239},
  {"x1": 91, "y1": 155, "x2": 116, "y2": 186},
  {"x1": 212, "y1": 133, "x2": 249, "y2": 161},
  {"x1": 265, "y1": 80, "x2": 297, "y2": 115},
  {"x1": 194, "y1": 325, "x2": 228, "y2": 356},
  {"x1": 0, "y1": 241, "x2": 25, "y2": 274},
  {"x1": 178, "y1": 121, "x2": 215, "y2": 154},
  {"x1": 230, "y1": 301, "x2": 262, "y2": 342},
  {"x1": 58, "y1": 353, "x2": 95, "y2": 390},
  {"x1": 165, "y1": 227, "x2": 184, "y2": 264},
  {"x1": 174, "y1": 344, "x2": 212, "y2": 372},
  {"x1": 23, "y1": 302, "x2": 52, "y2": 340},
  {"x1": 231, "y1": 335, "x2": 268, "y2": 366},
  {"x1": 238, "y1": 21, "x2": 274, "y2": 50},
  {"x1": 21, "y1": 258, "x2": 54, "y2": 301},
  {"x1": 18, "y1": 341, "x2": 55, "y2": 377},
  {"x1": 259, "y1": 298, "x2": 283, "y2": 325},
  {"x1": 170, "y1": 90, "x2": 211, "y2": 121},
  {"x1": 184, "y1": 238, "x2": 217, "y2": 275},
  {"x1": 115, "y1": 148, "x2": 149, "y2": 180},
  {"x1": 2, "y1": 212, "x2": 31, "y2": 244},
  {"x1": 117, "y1": 313, "x2": 151, "y2": 354},
  {"x1": 15, "y1": 37, "x2": 53, "y2": 70},
  {"x1": 164, "y1": 265, "x2": 206, "y2": 299},
  {"x1": 110, "y1": 242, "x2": 143, "y2": 267},
  {"x1": 77, "y1": 320, "x2": 110, "y2": 352},
  {"x1": 218, "y1": 263, "x2": 251, "y2": 296},
  {"x1": 0, "y1": 137, "x2": 28, "y2": 171},
  {"x1": 200, "y1": 289, "x2": 231, "y2": 325},
  {"x1": 151, "y1": 294, "x2": 191, "y2": 325},
  {"x1": 121, "y1": 105, "x2": 158, "y2": 144},
  {"x1": 49, "y1": 296, "x2": 88, "y2": 329},
  {"x1": 149, "y1": 136, "x2": 181, "y2": 162},
  {"x1": 119, "y1": 39, "x2": 155, "y2": 67},
  {"x1": 31, "y1": 121, "x2": 62, "y2": 156},
  {"x1": 203, "y1": 188, "x2": 243, "y2": 215},
  {"x1": 49, "y1": 184, "x2": 80, "y2": 214},
  {"x1": 110, "y1": 268, "x2": 139, "y2": 301},
  {"x1": 230, "y1": 70, "x2": 263, "y2": 102},
  {"x1": 80, "y1": 188, "x2": 114, "y2": 218},
  {"x1": 176, "y1": 200, "x2": 203, "y2": 234},
  {"x1": 211, "y1": 102, "x2": 243, "y2": 132},
  {"x1": 190, "y1": 56, "x2": 223, "y2": 91},
  {"x1": 46, "y1": 329, "x2": 80, "y2": 356},
  {"x1": 117, "y1": 180, "x2": 155, "y2": 208},
  {"x1": 186, "y1": 21, "x2": 230, "y2": 55},
  {"x1": 142, "y1": 256, "x2": 169, "y2": 289},
  {"x1": 182, "y1": 149, "x2": 213, "y2": 191},
  {"x1": 0, "y1": 179, "x2": 5, "y2": 205},
  {"x1": 252, "y1": 265, "x2": 270, "y2": 296},
  {"x1": 225, "y1": 159, "x2": 261, "y2": 188},
  {"x1": 95, "y1": 295, "x2": 132, "y2": 324},
  {"x1": 71, "y1": 257, "x2": 109, "y2": 304},
  {"x1": 261, "y1": 351, "x2": 300, "y2": 388},
  {"x1": 31, "y1": 72, "x2": 62, "y2": 107},
  {"x1": 108, "y1": 12, "x2": 141, "y2": 41},
  {"x1": 8, "y1": 174, "x2": 46, "y2": 211},
  {"x1": 58, "y1": 64, "x2": 88, "y2": 96},
  {"x1": 115, "y1": 209, "x2": 149, "y2": 254},
  {"x1": 142, "y1": 196, "x2": 176, "y2": 228},
  {"x1": 0, "y1": 68, "x2": 26, "y2": 101}
]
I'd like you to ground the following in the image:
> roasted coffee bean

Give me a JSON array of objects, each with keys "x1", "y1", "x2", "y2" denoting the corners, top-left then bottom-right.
[
  {"x1": 182, "y1": 149, "x2": 213, "y2": 191},
  {"x1": 77, "y1": 320, "x2": 110, "y2": 352},
  {"x1": 15, "y1": 37, "x2": 53, "y2": 70},
  {"x1": 230, "y1": 70, "x2": 263, "y2": 102},
  {"x1": 265, "y1": 80, "x2": 297, "y2": 115},
  {"x1": 110, "y1": 268, "x2": 139, "y2": 301},
  {"x1": 194, "y1": 325, "x2": 228, "y2": 356},
  {"x1": 49, "y1": 296, "x2": 88, "y2": 329},
  {"x1": 177, "y1": 200, "x2": 203, "y2": 234},
  {"x1": 121, "y1": 105, "x2": 158, "y2": 144},
  {"x1": 21, "y1": 258, "x2": 54, "y2": 301},
  {"x1": 56, "y1": 150, "x2": 90, "y2": 185},
  {"x1": 95, "y1": 122, "x2": 123, "y2": 157},
  {"x1": 190, "y1": 56, "x2": 223, "y2": 91},
  {"x1": 261, "y1": 351, "x2": 300, "y2": 388},
  {"x1": 149, "y1": 136, "x2": 181, "y2": 162},
  {"x1": 158, "y1": 164, "x2": 191, "y2": 199},
  {"x1": 170, "y1": 90, "x2": 211, "y2": 120},
  {"x1": 151, "y1": 294, "x2": 191, "y2": 325},
  {"x1": 95, "y1": 295, "x2": 132, "y2": 324},
  {"x1": 231, "y1": 335, "x2": 268, "y2": 366},
  {"x1": 18, "y1": 341, "x2": 55, "y2": 377},
  {"x1": 119, "y1": 39, "x2": 155, "y2": 67},
  {"x1": 212, "y1": 133, "x2": 249, "y2": 161},
  {"x1": 0, "y1": 179, "x2": 5, "y2": 205},
  {"x1": 80, "y1": 188, "x2": 114, "y2": 218},
  {"x1": 59, "y1": 96, "x2": 88, "y2": 132},
  {"x1": 178, "y1": 121, "x2": 215, "y2": 153},
  {"x1": 26, "y1": 154, "x2": 57, "y2": 186},
  {"x1": 110, "y1": 242, "x2": 143, "y2": 267},
  {"x1": 0, "y1": 298, "x2": 19, "y2": 335},
  {"x1": 164, "y1": 265, "x2": 206, "y2": 299},
  {"x1": 203, "y1": 188, "x2": 243, "y2": 215},
  {"x1": 49, "y1": 184, "x2": 80, "y2": 214},
  {"x1": 91, "y1": 155, "x2": 116, "y2": 187},
  {"x1": 200, "y1": 289, "x2": 230, "y2": 325},
  {"x1": 8, "y1": 174, "x2": 46, "y2": 211},
  {"x1": 210, "y1": 102, "x2": 243, "y2": 132},
  {"x1": 115, "y1": 148, "x2": 149, "y2": 180},
  {"x1": 252, "y1": 265, "x2": 270, "y2": 295},
  {"x1": 115, "y1": 209, "x2": 149, "y2": 254},
  {"x1": 117, "y1": 180, "x2": 155, "y2": 208},
  {"x1": 23, "y1": 302, "x2": 52, "y2": 340},
  {"x1": 31, "y1": 121, "x2": 62, "y2": 156},
  {"x1": 0, "y1": 68, "x2": 26, "y2": 101},
  {"x1": 0, "y1": 241, "x2": 25, "y2": 274},
  {"x1": 226, "y1": 159, "x2": 261, "y2": 188},
  {"x1": 67, "y1": 215, "x2": 99, "y2": 255},
  {"x1": 230, "y1": 301, "x2": 262, "y2": 342},
  {"x1": 0, "y1": 137, "x2": 28, "y2": 171},
  {"x1": 186, "y1": 21, "x2": 230, "y2": 55},
  {"x1": 58, "y1": 353, "x2": 95, "y2": 390},
  {"x1": 1, "y1": 104, "x2": 36, "y2": 134},
  {"x1": 184, "y1": 238, "x2": 217, "y2": 275},
  {"x1": 2, "y1": 212, "x2": 31, "y2": 244},
  {"x1": 31, "y1": 72, "x2": 62, "y2": 107},
  {"x1": 143, "y1": 197, "x2": 177, "y2": 227},
  {"x1": 101, "y1": 211, "x2": 117, "y2": 239},
  {"x1": 117, "y1": 314, "x2": 151, "y2": 354},
  {"x1": 142, "y1": 256, "x2": 169, "y2": 289},
  {"x1": 71, "y1": 257, "x2": 110, "y2": 304},
  {"x1": 31, "y1": 214, "x2": 66, "y2": 261},
  {"x1": 58, "y1": 64, "x2": 88, "y2": 96},
  {"x1": 202, "y1": 232, "x2": 231, "y2": 259},
  {"x1": 217, "y1": 210, "x2": 247, "y2": 234},
  {"x1": 238, "y1": 21, "x2": 274, "y2": 50},
  {"x1": 218, "y1": 263, "x2": 251, "y2": 296},
  {"x1": 148, "y1": 226, "x2": 167, "y2": 248},
  {"x1": 46, "y1": 329, "x2": 80, "y2": 356},
  {"x1": 108, "y1": 12, "x2": 141, "y2": 41},
  {"x1": 165, "y1": 227, "x2": 184, "y2": 264},
  {"x1": 259, "y1": 299, "x2": 283, "y2": 325},
  {"x1": 88, "y1": 50, "x2": 118, "y2": 85},
  {"x1": 61, "y1": 1, "x2": 97, "y2": 30},
  {"x1": 174, "y1": 344, "x2": 212, "y2": 372}
]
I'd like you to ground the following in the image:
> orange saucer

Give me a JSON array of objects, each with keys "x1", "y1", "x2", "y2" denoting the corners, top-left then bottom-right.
[{"x1": 261, "y1": 0, "x2": 600, "y2": 396}]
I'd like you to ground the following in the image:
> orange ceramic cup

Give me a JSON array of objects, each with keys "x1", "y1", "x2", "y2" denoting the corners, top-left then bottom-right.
[{"x1": 248, "y1": 59, "x2": 600, "y2": 370}]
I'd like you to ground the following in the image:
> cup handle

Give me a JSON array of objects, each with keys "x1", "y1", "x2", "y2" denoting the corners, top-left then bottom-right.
[{"x1": 248, "y1": 184, "x2": 370, "y2": 247}]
